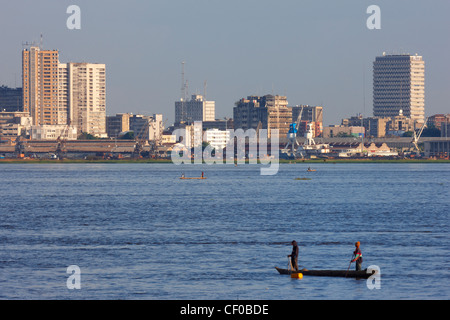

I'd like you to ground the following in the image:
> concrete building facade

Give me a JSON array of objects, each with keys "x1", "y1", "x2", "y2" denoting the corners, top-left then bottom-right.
[
  {"x1": 386, "y1": 110, "x2": 416, "y2": 135},
  {"x1": 0, "y1": 111, "x2": 32, "y2": 141},
  {"x1": 175, "y1": 94, "x2": 215, "y2": 125},
  {"x1": 323, "y1": 125, "x2": 365, "y2": 138},
  {"x1": 233, "y1": 94, "x2": 291, "y2": 139},
  {"x1": 129, "y1": 114, "x2": 163, "y2": 142},
  {"x1": 427, "y1": 114, "x2": 450, "y2": 131},
  {"x1": 204, "y1": 128, "x2": 230, "y2": 151},
  {"x1": 106, "y1": 113, "x2": 130, "y2": 138},
  {"x1": 0, "y1": 86, "x2": 23, "y2": 112},
  {"x1": 61, "y1": 62, "x2": 107, "y2": 137},
  {"x1": 342, "y1": 115, "x2": 390, "y2": 138},
  {"x1": 31, "y1": 125, "x2": 77, "y2": 140},
  {"x1": 373, "y1": 53, "x2": 425, "y2": 125},
  {"x1": 22, "y1": 46, "x2": 107, "y2": 138},
  {"x1": 22, "y1": 46, "x2": 60, "y2": 125},
  {"x1": 291, "y1": 105, "x2": 323, "y2": 137}
]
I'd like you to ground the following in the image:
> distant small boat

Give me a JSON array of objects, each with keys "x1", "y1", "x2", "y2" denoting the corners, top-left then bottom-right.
[
  {"x1": 180, "y1": 172, "x2": 206, "y2": 180},
  {"x1": 275, "y1": 267, "x2": 375, "y2": 279},
  {"x1": 307, "y1": 168, "x2": 316, "y2": 172},
  {"x1": 180, "y1": 177, "x2": 207, "y2": 180}
]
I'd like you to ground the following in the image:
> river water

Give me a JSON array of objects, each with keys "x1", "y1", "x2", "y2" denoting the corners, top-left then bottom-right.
[{"x1": 0, "y1": 162, "x2": 448, "y2": 300}]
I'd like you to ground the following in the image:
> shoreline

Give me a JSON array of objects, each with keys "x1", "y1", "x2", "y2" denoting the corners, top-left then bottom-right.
[{"x1": 1, "y1": 158, "x2": 449, "y2": 164}]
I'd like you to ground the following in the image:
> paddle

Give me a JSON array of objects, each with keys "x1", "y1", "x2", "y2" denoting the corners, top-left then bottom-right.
[
  {"x1": 288, "y1": 257, "x2": 293, "y2": 272},
  {"x1": 345, "y1": 254, "x2": 355, "y2": 278}
]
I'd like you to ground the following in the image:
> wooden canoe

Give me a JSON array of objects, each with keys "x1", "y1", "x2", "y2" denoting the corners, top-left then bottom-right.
[
  {"x1": 180, "y1": 177, "x2": 206, "y2": 180},
  {"x1": 275, "y1": 267, "x2": 375, "y2": 279}
]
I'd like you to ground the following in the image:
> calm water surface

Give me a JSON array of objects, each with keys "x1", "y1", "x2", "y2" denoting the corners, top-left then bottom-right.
[{"x1": 0, "y1": 163, "x2": 448, "y2": 300}]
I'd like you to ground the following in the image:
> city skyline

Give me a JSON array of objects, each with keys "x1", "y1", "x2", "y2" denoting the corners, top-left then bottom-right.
[{"x1": 1, "y1": 0, "x2": 449, "y2": 126}]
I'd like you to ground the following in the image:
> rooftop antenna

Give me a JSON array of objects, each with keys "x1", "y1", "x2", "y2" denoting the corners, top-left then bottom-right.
[
  {"x1": 361, "y1": 68, "x2": 366, "y2": 153},
  {"x1": 181, "y1": 61, "x2": 186, "y2": 101}
]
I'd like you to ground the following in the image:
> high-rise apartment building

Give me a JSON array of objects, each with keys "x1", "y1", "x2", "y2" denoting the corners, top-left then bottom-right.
[
  {"x1": 22, "y1": 46, "x2": 107, "y2": 137},
  {"x1": 373, "y1": 53, "x2": 425, "y2": 125},
  {"x1": 175, "y1": 94, "x2": 215, "y2": 126},
  {"x1": 59, "y1": 63, "x2": 107, "y2": 137},
  {"x1": 22, "y1": 46, "x2": 60, "y2": 125},
  {"x1": 57, "y1": 63, "x2": 69, "y2": 125}
]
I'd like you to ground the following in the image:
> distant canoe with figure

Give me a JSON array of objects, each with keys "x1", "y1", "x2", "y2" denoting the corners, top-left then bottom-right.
[
  {"x1": 180, "y1": 172, "x2": 206, "y2": 180},
  {"x1": 180, "y1": 177, "x2": 207, "y2": 180}
]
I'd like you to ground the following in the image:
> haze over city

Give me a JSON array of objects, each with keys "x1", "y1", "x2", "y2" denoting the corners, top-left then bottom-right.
[{"x1": 1, "y1": 0, "x2": 449, "y2": 126}]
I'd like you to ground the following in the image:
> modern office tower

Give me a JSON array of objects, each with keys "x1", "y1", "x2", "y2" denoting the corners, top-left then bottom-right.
[
  {"x1": 175, "y1": 94, "x2": 215, "y2": 125},
  {"x1": 22, "y1": 46, "x2": 60, "y2": 125},
  {"x1": 233, "y1": 94, "x2": 291, "y2": 139},
  {"x1": 0, "y1": 86, "x2": 23, "y2": 112},
  {"x1": 373, "y1": 53, "x2": 425, "y2": 125},
  {"x1": 59, "y1": 62, "x2": 107, "y2": 137}
]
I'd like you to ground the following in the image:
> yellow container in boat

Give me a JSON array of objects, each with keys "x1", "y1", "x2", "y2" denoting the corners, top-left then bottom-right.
[{"x1": 291, "y1": 272, "x2": 303, "y2": 279}]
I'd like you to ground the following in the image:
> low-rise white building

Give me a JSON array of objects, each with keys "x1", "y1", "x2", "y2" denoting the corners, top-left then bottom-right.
[
  {"x1": 204, "y1": 128, "x2": 230, "y2": 150},
  {"x1": 31, "y1": 125, "x2": 77, "y2": 140}
]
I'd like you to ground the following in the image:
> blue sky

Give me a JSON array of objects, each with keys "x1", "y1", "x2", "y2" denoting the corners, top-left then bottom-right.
[{"x1": 1, "y1": 0, "x2": 449, "y2": 125}]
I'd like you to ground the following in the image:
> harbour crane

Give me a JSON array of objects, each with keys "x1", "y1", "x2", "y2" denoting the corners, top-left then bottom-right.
[
  {"x1": 56, "y1": 120, "x2": 71, "y2": 159},
  {"x1": 133, "y1": 119, "x2": 150, "y2": 158},
  {"x1": 14, "y1": 136, "x2": 26, "y2": 158},
  {"x1": 411, "y1": 117, "x2": 428, "y2": 155},
  {"x1": 284, "y1": 105, "x2": 304, "y2": 156}
]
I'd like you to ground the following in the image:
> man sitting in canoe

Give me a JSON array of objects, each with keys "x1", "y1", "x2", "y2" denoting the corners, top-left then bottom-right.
[
  {"x1": 350, "y1": 241, "x2": 363, "y2": 271},
  {"x1": 287, "y1": 240, "x2": 299, "y2": 272}
]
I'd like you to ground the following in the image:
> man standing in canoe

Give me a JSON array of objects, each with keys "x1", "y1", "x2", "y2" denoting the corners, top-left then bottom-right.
[
  {"x1": 350, "y1": 241, "x2": 363, "y2": 271},
  {"x1": 288, "y1": 240, "x2": 299, "y2": 272}
]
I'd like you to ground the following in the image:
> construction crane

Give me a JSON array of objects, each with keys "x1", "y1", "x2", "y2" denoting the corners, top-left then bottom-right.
[
  {"x1": 411, "y1": 117, "x2": 428, "y2": 155},
  {"x1": 284, "y1": 106, "x2": 304, "y2": 156},
  {"x1": 56, "y1": 120, "x2": 71, "y2": 159}
]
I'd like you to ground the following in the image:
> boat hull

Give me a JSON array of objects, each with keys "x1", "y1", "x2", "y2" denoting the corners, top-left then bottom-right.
[{"x1": 275, "y1": 267, "x2": 375, "y2": 279}]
